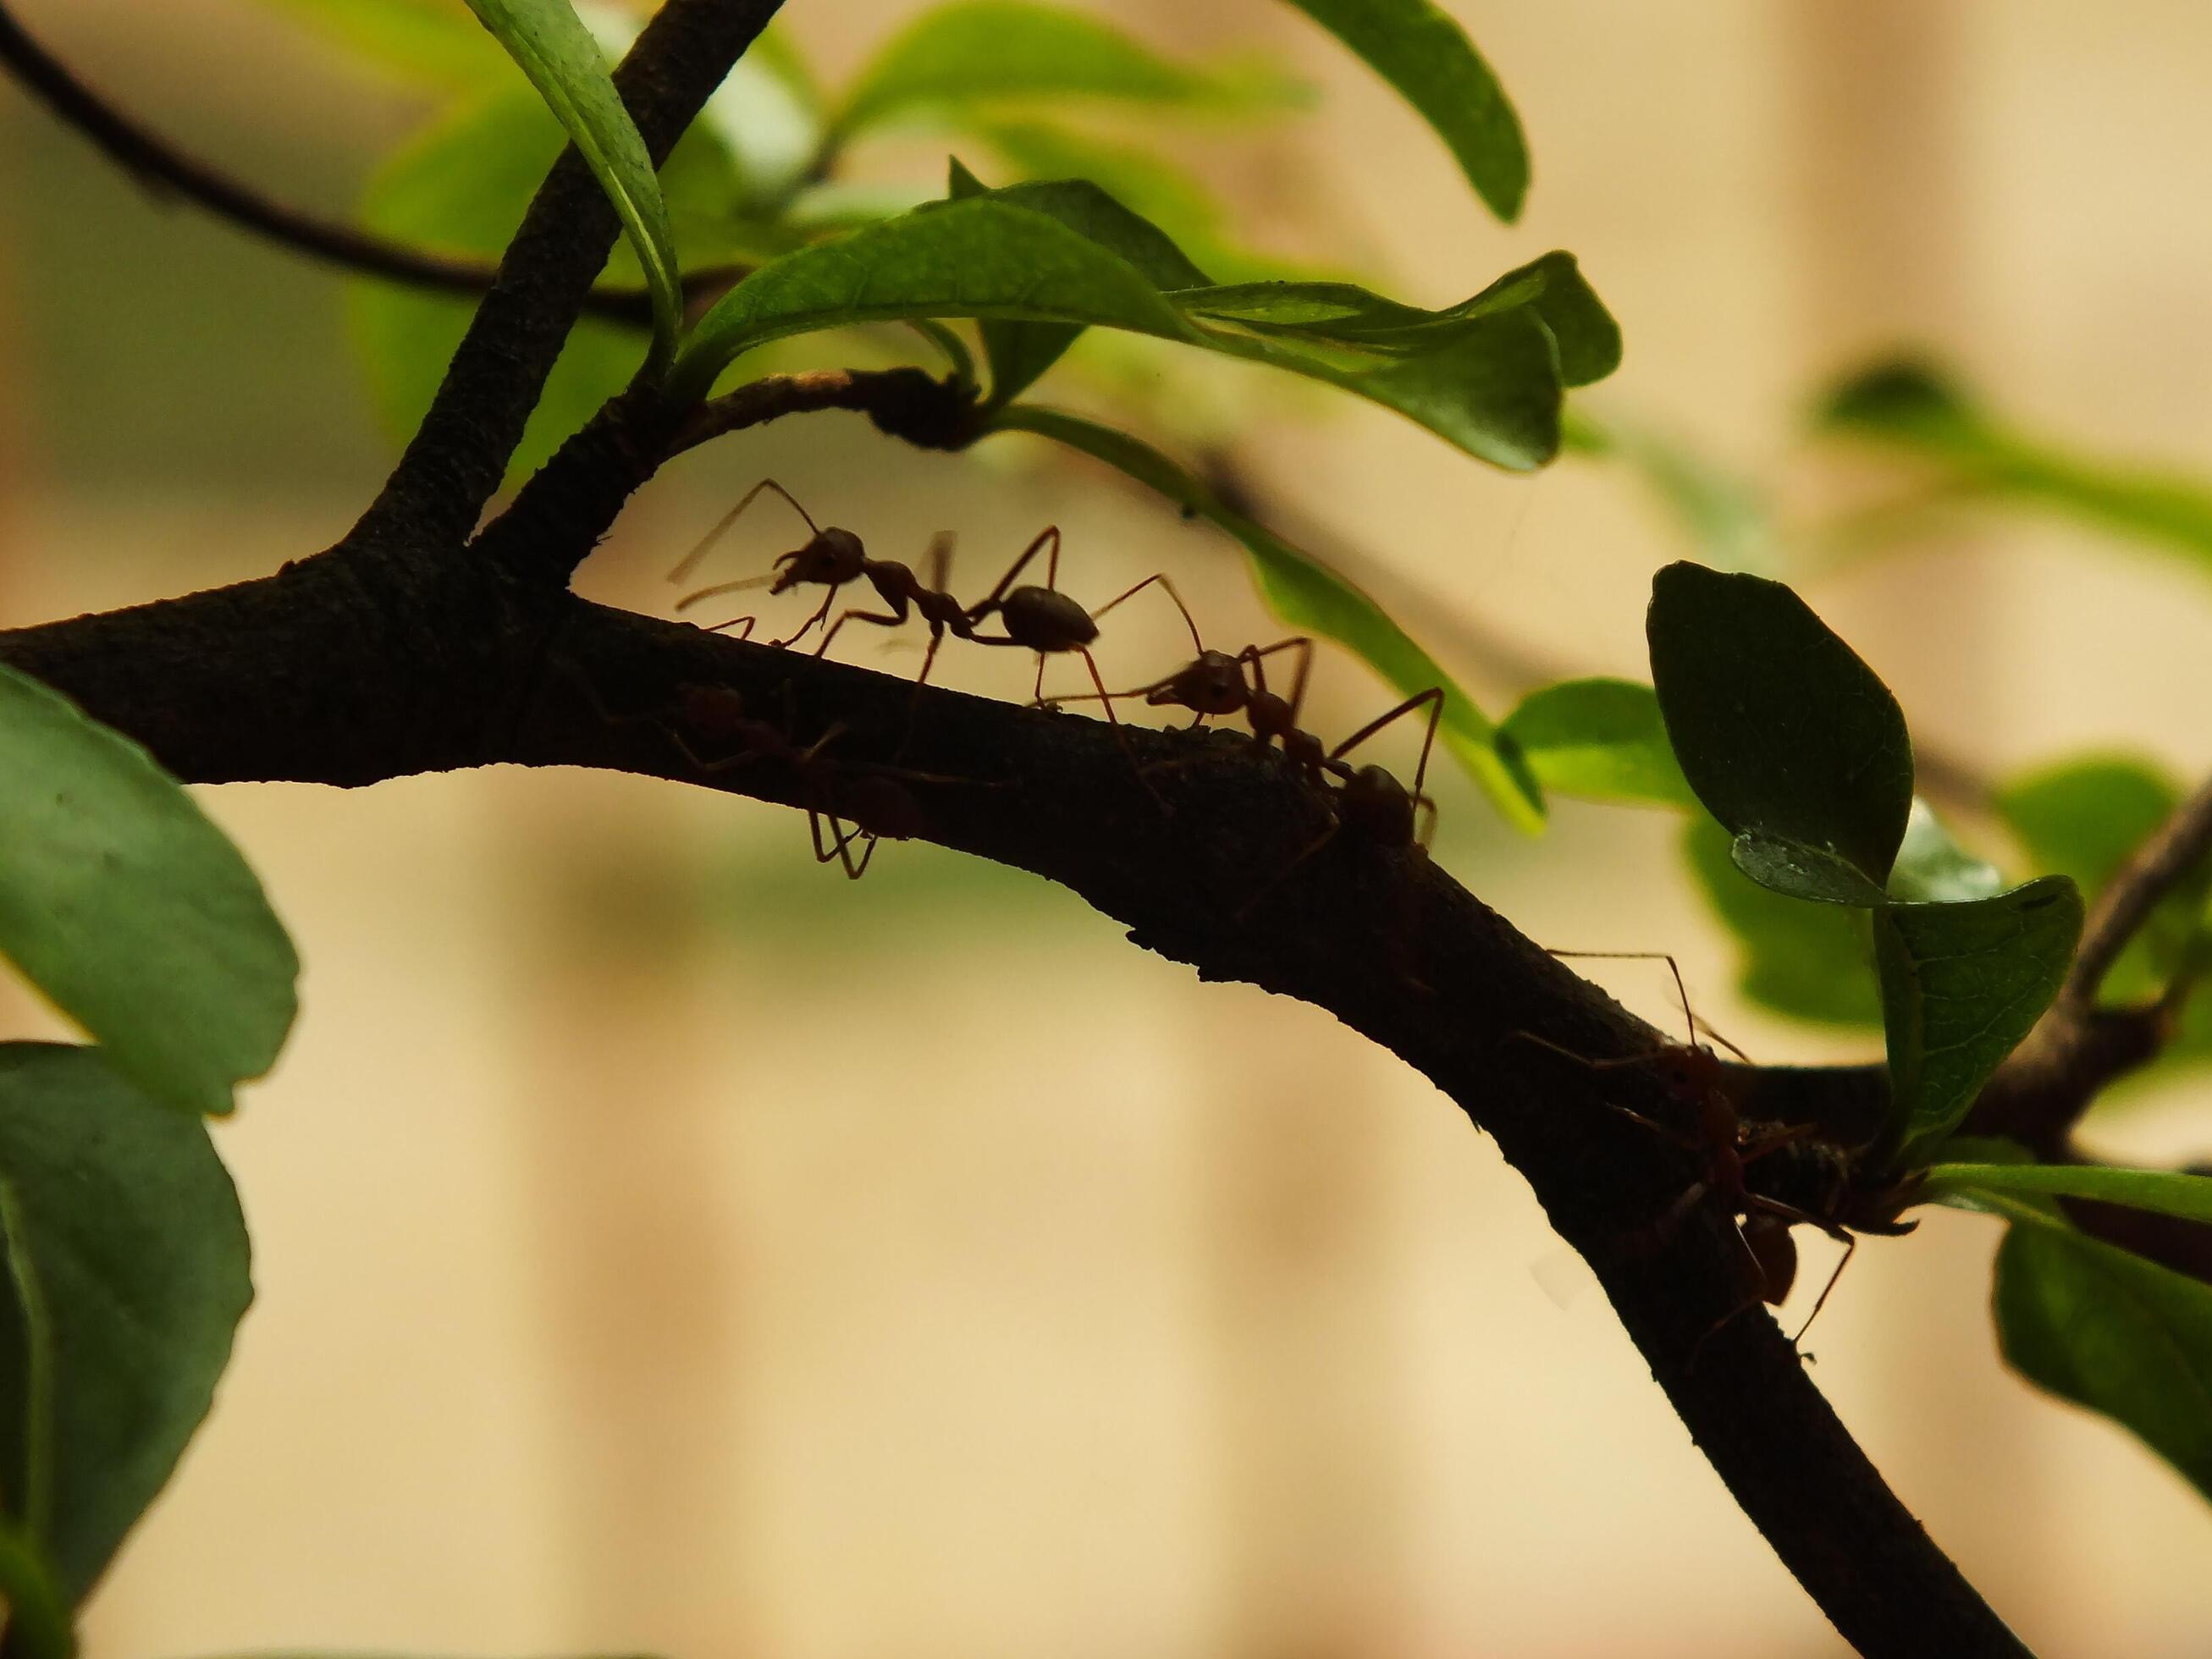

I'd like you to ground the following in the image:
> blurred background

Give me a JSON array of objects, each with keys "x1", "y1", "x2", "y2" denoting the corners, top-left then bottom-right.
[{"x1": 6, "y1": 0, "x2": 2212, "y2": 1653}]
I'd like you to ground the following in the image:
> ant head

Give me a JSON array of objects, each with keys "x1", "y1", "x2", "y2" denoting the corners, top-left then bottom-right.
[
  {"x1": 1161, "y1": 650, "x2": 1248, "y2": 716},
  {"x1": 1338, "y1": 763, "x2": 1416, "y2": 847},
  {"x1": 837, "y1": 773, "x2": 929, "y2": 842},
  {"x1": 676, "y1": 684, "x2": 748, "y2": 739},
  {"x1": 770, "y1": 526, "x2": 866, "y2": 592},
  {"x1": 999, "y1": 587, "x2": 1099, "y2": 653}
]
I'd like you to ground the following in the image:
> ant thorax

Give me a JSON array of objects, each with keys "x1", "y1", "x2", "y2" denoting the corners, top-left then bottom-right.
[
  {"x1": 675, "y1": 684, "x2": 751, "y2": 741},
  {"x1": 999, "y1": 586, "x2": 1099, "y2": 650}
]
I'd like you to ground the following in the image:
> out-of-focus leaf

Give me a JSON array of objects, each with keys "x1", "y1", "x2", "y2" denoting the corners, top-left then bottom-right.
[
  {"x1": 1180, "y1": 251, "x2": 1619, "y2": 387},
  {"x1": 0, "y1": 1522, "x2": 70, "y2": 1659},
  {"x1": 1280, "y1": 0, "x2": 1526, "y2": 221},
  {"x1": 257, "y1": 0, "x2": 508, "y2": 89},
  {"x1": 1981, "y1": 1194, "x2": 2212, "y2": 1504},
  {"x1": 0, "y1": 665, "x2": 295, "y2": 1118},
  {"x1": 1928, "y1": 1160, "x2": 2212, "y2": 1225},
  {"x1": 1498, "y1": 679, "x2": 1692, "y2": 808},
  {"x1": 0, "y1": 1046, "x2": 251, "y2": 1605},
  {"x1": 1819, "y1": 359, "x2": 2212, "y2": 569},
  {"x1": 1996, "y1": 755, "x2": 2204, "y2": 1002},
  {"x1": 352, "y1": 88, "x2": 742, "y2": 478},
  {"x1": 1647, "y1": 563, "x2": 1914, "y2": 900},
  {"x1": 1876, "y1": 877, "x2": 2083, "y2": 1162},
  {"x1": 1683, "y1": 818, "x2": 1883, "y2": 1028},
  {"x1": 672, "y1": 196, "x2": 1572, "y2": 471},
  {"x1": 1887, "y1": 799, "x2": 2005, "y2": 904},
  {"x1": 458, "y1": 0, "x2": 683, "y2": 364},
  {"x1": 1570, "y1": 412, "x2": 1774, "y2": 572},
  {"x1": 835, "y1": 1, "x2": 1302, "y2": 135},
  {"x1": 986, "y1": 405, "x2": 1545, "y2": 830}
]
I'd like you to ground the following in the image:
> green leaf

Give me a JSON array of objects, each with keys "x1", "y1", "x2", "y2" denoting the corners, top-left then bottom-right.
[
  {"x1": 1647, "y1": 563, "x2": 1915, "y2": 899},
  {"x1": 1180, "y1": 252, "x2": 1620, "y2": 387},
  {"x1": 1996, "y1": 756, "x2": 2204, "y2": 1001},
  {"x1": 1876, "y1": 876, "x2": 2084, "y2": 1161},
  {"x1": 0, "y1": 1046, "x2": 251, "y2": 1605},
  {"x1": 986, "y1": 405, "x2": 1545, "y2": 830},
  {"x1": 1887, "y1": 799, "x2": 2005, "y2": 904},
  {"x1": 670, "y1": 196, "x2": 1572, "y2": 471},
  {"x1": 1927, "y1": 1160, "x2": 2212, "y2": 1226},
  {"x1": 352, "y1": 88, "x2": 740, "y2": 480},
  {"x1": 1683, "y1": 818, "x2": 1882, "y2": 1028},
  {"x1": 835, "y1": 1, "x2": 1302, "y2": 135},
  {"x1": 1992, "y1": 1208, "x2": 2212, "y2": 1504},
  {"x1": 1498, "y1": 679, "x2": 1692, "y2": 808},
  {"x1": 0, "y1": 1522, "x2": 71, "y2": 1659},
  {"x1": 257, "y1": 0, "x2": 508, "y2": 88},
  {"x1": 1819, "y1": 359, "x2": 2212, "y2": 570},
  {"x1": 458, "y1": 0, "x2": 682, "y2": 367},
  {"x1": 1281, "y1": 0, "x2": 1525, "y2": 221},
  {"x1": 0, "y1": 664, "x2": 296, "y2": 1118}
]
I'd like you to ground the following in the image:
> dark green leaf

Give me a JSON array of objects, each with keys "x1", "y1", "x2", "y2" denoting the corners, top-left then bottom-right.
[
  {"x1": 1281, "y1": 0, "x2": 1527, "y2": 221},
  {"x1": 672, "y1": 198, "x2": 1570, "y2": 471},
  {"x1": 1876, "y1": 876, "x2": 2084, "y2": 1160},
  {"x1": 1498, "y1": 679, "x2": 1692, "y2": 808},
  {"x1": 946, "y1": 158, "x2": 1082, "y2": 404},
  {"x1": 1682, "y1": 818, "x2": 1883, "y2": 1028},
  {"x1": 986, "y1": 405, "x2": 1544, "y2": 830},
  {"x1": 458, "y1": 0, "x2": 682, "y2": 365},
  {"x1": 1928, "y1": 1160, "x2": 2212, "y2": 1225},
  {"x1": 1819, "y1": 358, "x2": 2212, "y2": 570},
  {"x1": 0, "y1": 1046, "x2": 251, "y2": 1604},
  {"x1": 1647, "y1": 563, "x2": 1914, "y2": 896},
  {"x1": 1887, "y1": 799, "x2": 2005, "y2": 904},
  {"x1": 1993, "y1": 1205, "x2": 2212, "y2": 1504},
  {"x1": 0, "y1": 1522, "x2": 71, "y2": 1659},
  {"x1": 836, "y1": 1, "x2": 1301, "y2": 135},
  {"x1": 0, "y1": 664, "x2": 296, "y2": 1117},
  {"x1": 1179, "y1": 251, "x2": 1620, "y2": 387},
  {"x1": 1996, "y1": 755, "x2": 2204, "y2": 1001}
]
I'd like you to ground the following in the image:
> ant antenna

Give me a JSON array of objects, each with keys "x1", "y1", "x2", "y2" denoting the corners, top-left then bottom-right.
[
  {"x1": 1545, "y1": 949, "x2": 1744, "y2": 1058},
  {"x1": 667, "y1": 477, "x2": 823, "y2": 586},
  {"x1": 1090, "y1": 572, "x2": 1205, "y2": 654}
]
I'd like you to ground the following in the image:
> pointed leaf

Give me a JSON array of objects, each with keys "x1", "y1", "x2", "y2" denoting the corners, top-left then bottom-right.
[
  {"x1": 0, "y1": 1046, "x2": 251, "y2": 1605},
  {"x1": 1887, "y1": 798, "x2": 2005, "y2": 904},
  {"x1": 1498, "y1": 679, "x2": 1692, "y2": 807},
  {"x1": 1927, "y1": 1161, "x2": 2212, "y2": 1226},
  {"x1": 458, "y1": 0, "x2": 682, "y2": 365},
  {"x1": 986, "y1": 405, "x2": 1544, "y2": 830},
  {"x1": 1647, "y1": 563, "x2": 1914, "y2": 896},
  {"x1": 0, "y1": 664, "x2": 296, "y2": 1118},
  {"x1": 1990, "y1": 1205, "x2": 2212, "y2": 1504},
  {"x1": 1280, "y1": 0, "x2": 1527, "y2": 221},
  {"x1": 1877, "y1": 876, "x2": 2084, "y2": 1160},
  {"x1": 836, "y1": 1, "x2": 1302, "y2": 135}
]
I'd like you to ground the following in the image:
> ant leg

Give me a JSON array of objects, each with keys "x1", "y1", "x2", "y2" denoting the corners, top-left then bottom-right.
[
  {"x1": 808, "y1": 807, "x2": 878, "y2": 879},
  {"x1": 1075, "y1": 648, "x2": 1170, "y2": 811},
  {"x1": 774, "y1": 581, "x2": 847, "y2": 650},
  {"x1": 1547, "y1": 950, "x2": 1702, "y2": 1053},
  {"x1": 675, "y1": 575, "x2": 774, "y2": 615},
  {"x1": 691, "y1": 614, "x2": 757, "y2": 640},
  {"x1": 667, "y1": 477, "x2": 820, "y2": 584},
  {"x1": 1090, "y1": 572, "x2": 1205, "y2": 654},
  {"x1": 924, "y1": 530, "x2": 957, "y2": 593},
  {"x1": 1786, "y1": 1229, "x2": 1857, "y2": 1348},
  {"x1": 1332, "y1": 686, "x2": 1445, "y2": 796},
  {"x1": 814, "y1": 607, "x2": 906, "y2": 661},
  {"x1": 968, "y1": 526, "x2": 1062, "y2": 619}
]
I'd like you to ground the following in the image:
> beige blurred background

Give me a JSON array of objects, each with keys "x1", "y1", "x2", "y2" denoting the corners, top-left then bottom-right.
[{"x1": 6, "y1": 0, "x2": 2212, "y2": 1654}]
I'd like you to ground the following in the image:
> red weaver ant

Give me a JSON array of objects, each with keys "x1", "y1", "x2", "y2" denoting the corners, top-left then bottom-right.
[
  {"x1": 668, "y1": 478, "x2": 866, "y2": 647},
  {"x1": 1514, "y1": 951, "x2": 1917, "y2": 1355}
]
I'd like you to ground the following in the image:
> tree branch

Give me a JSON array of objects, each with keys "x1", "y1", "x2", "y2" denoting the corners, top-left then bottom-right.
[
  {"x1": 0, "y1": 2, "x2": 752, "y2": 329},
  {"x1": 344, "y1": 0, "x2": 786, "y2": 557},
  {"x1": 0, "y1": 565, "x2": 2025, "y2": 1656}
]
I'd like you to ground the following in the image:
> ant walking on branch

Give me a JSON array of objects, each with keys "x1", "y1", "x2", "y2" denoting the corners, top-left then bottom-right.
[{"x1": 1513, "y1": 951, "x2": 1918, "y2": 1356}]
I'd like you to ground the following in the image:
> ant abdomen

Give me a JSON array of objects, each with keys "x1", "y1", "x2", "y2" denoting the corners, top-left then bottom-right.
[{"x1": 998, "y1": 586, "x2": 1100, "y2": 653}]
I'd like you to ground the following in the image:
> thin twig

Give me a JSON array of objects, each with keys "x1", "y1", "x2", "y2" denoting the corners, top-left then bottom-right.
[
  {"x1": 0, "y1": 2, "x2": 747, "y2": 328},
  {"x1": 2066, "y1": 769, "x2": 2212, "y2": 1012}
]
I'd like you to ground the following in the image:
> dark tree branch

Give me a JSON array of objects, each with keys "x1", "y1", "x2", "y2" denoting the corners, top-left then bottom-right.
[
  {"x1": 344, "y1": 0, "x2": 786, "y2": 557},
  {"x1": 0, "y1": 565, "x2": 2024, "y2": 1656}
]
